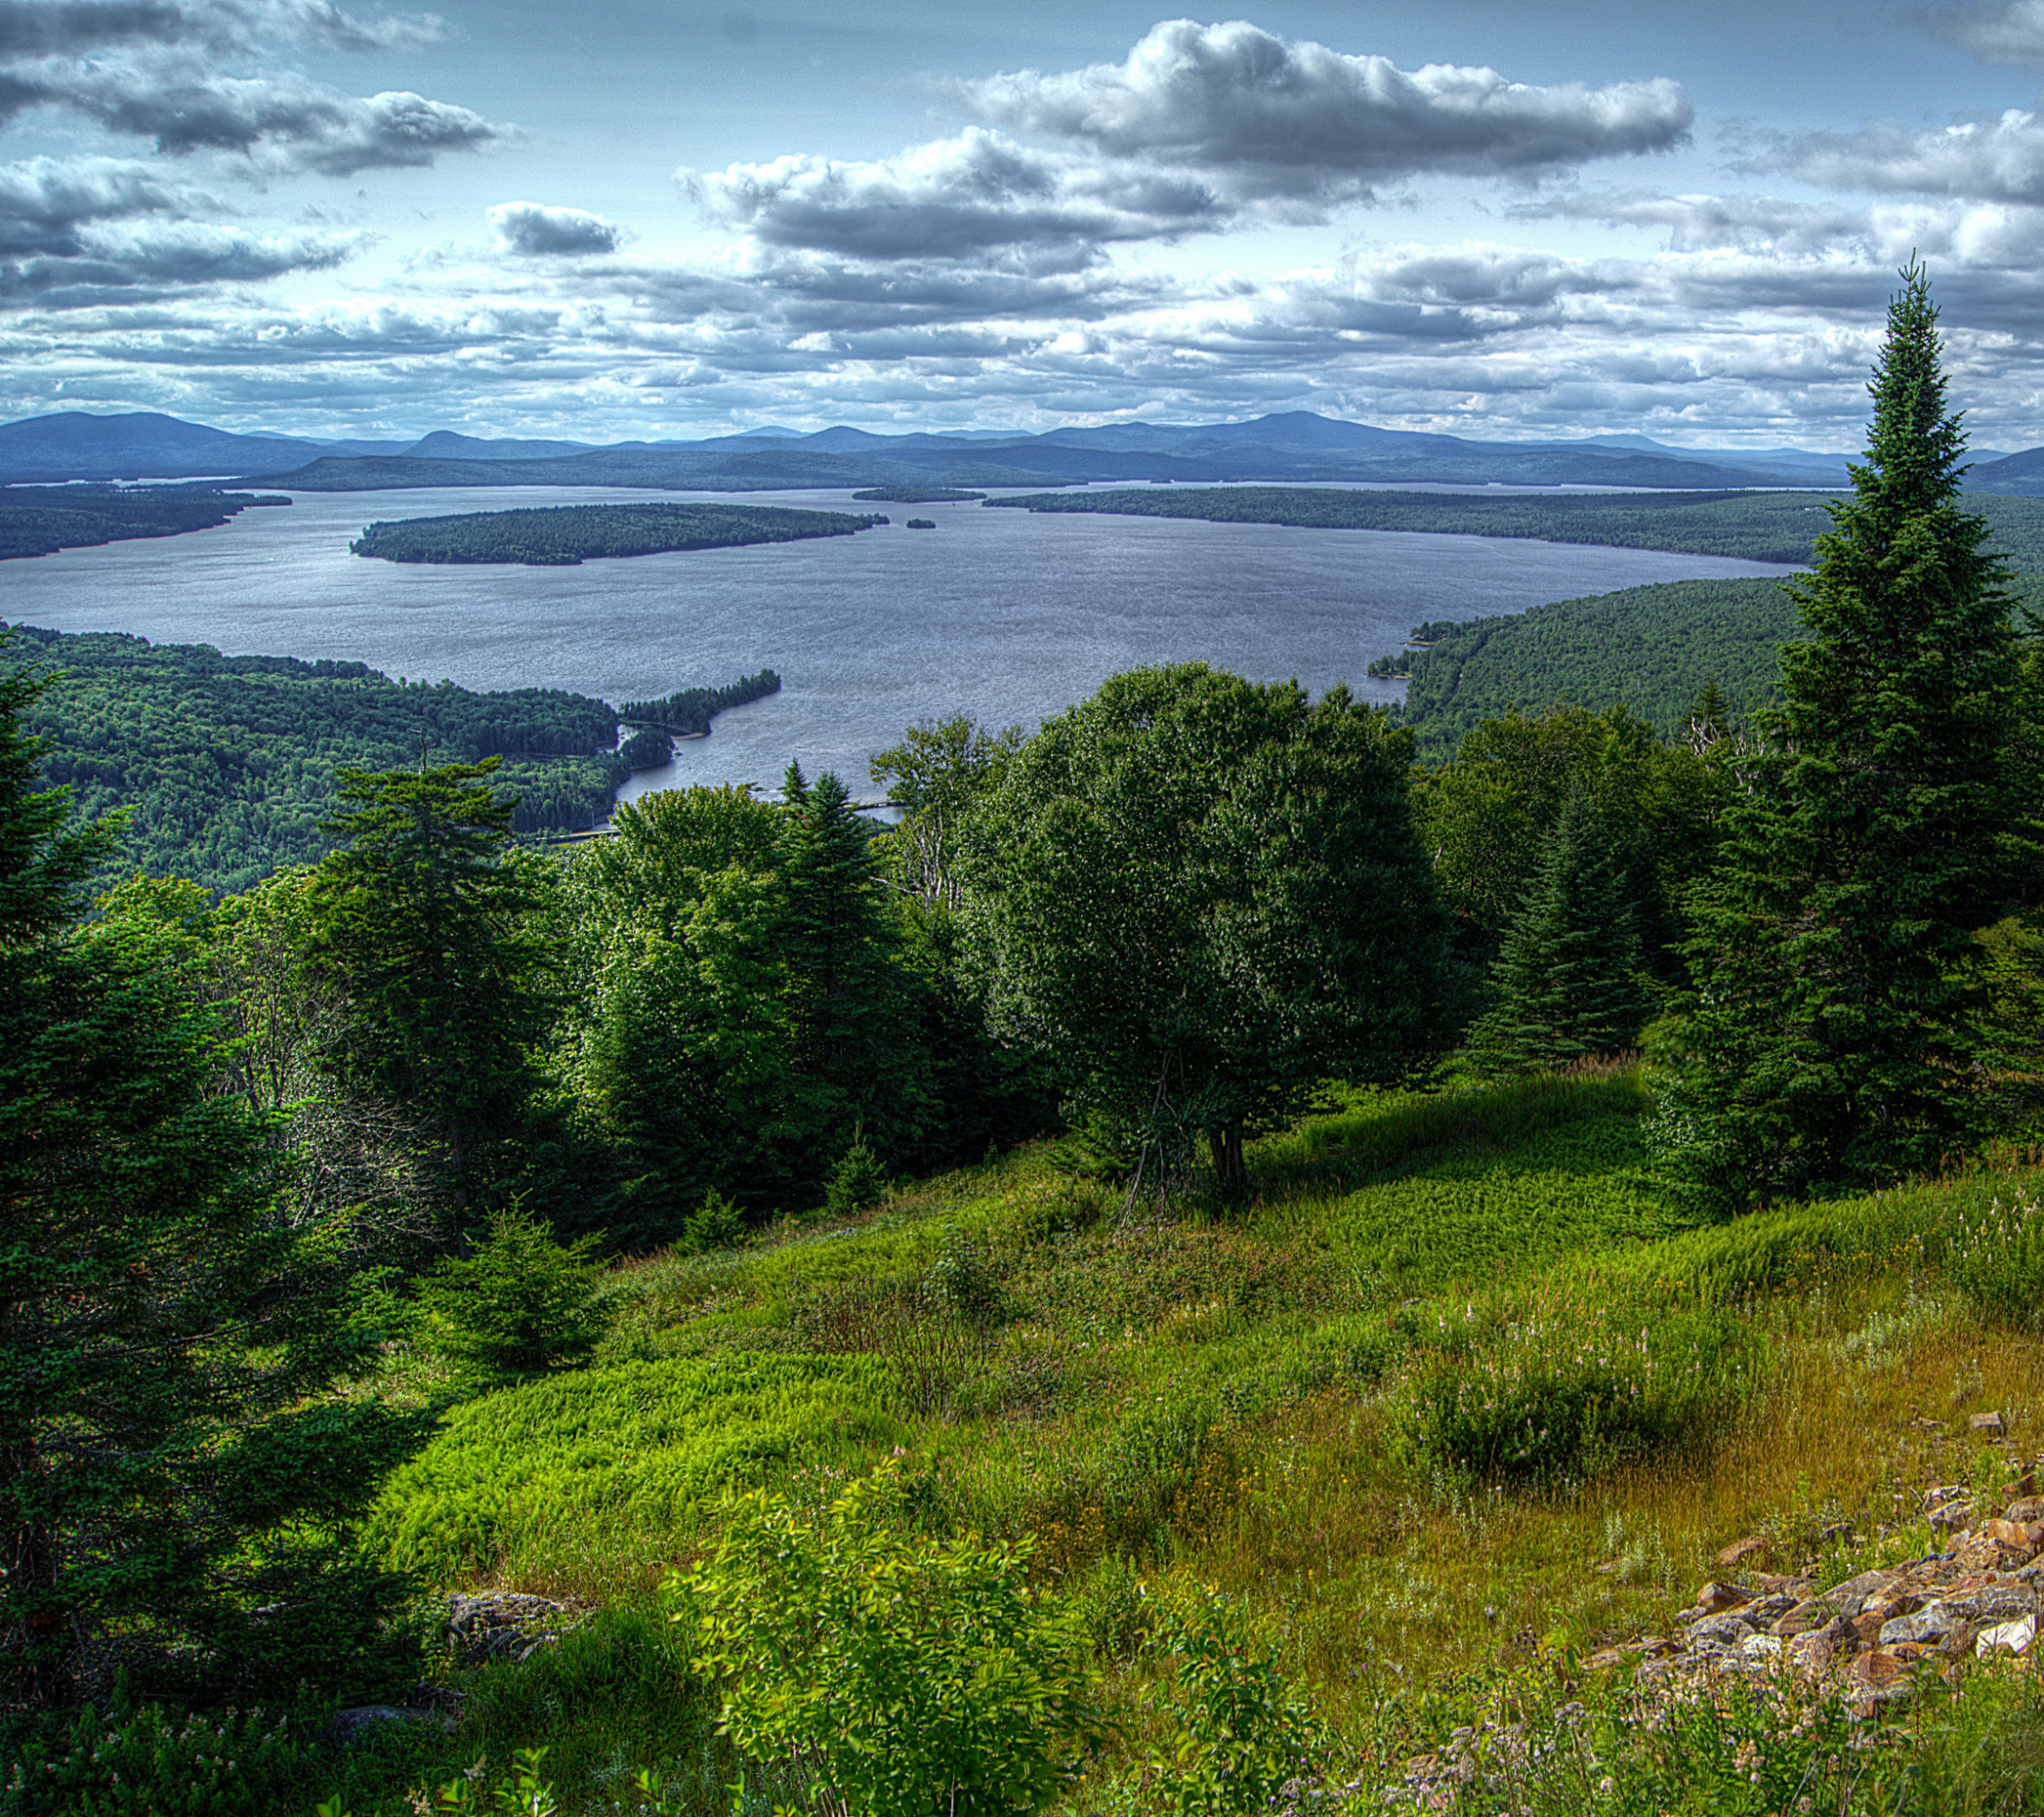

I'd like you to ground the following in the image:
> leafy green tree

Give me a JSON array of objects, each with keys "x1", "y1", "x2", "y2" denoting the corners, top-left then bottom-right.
[
  {"x1": 414, "y1": 1201, "x2": 606, "y2": 1379},
  {"x1": 960, "y1": 664, "x2": 1446, "y2": 1194},
  {"x1": 1665, "y1": 263, "x2": 2028, "y2": 1199},
  {"x1": 870, "y1": 714, "x2": 1023, "y2": 908},
  {"x1": 304, "y1": 758, "x2": 554, "y2": 1208},
  {"x1": 0, "y1": 644, "x2": 416, "y2": 1711},
  {"x1": 675, "y1": 1466, "x2": 1104, "y2": 1817},
  {"x1": 1463, "y1": 785, "x2": 1648, "y2": 1078}
]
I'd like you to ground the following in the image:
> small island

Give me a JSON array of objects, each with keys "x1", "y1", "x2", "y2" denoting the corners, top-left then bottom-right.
[
  {"x1": 349, "y1": 502, "x2": 886, "y2": 566},
  {"x1": 850, "y1": 485, "x2": 986, "y2": 503},
  {"x1": 905, "y1": 518, "x2": 937, "y2": 530}
]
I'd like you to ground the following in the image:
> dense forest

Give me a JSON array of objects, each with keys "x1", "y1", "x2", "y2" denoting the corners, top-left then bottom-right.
[
  {"x1": 349, "y1": 503, "x2": 887, "y2": 566},
  {"x1": 989, "y1": 483, "x2": 2044, "y2": 569},
  {"x1": 0, "y1": 627, "x2": 780, "y2": 893},
  {"x1": 618, "y1": 668, "x2": 782, "y2": 735},
  {"x1": 4, "y1": 274, "x2": 2044, "y2": 1817},
  {"x1": 850, "y1": 486, "x2": 986, "y2": 503},
  {"x1": 0, "y1": 485, "x2": 289, "y2": 559}
]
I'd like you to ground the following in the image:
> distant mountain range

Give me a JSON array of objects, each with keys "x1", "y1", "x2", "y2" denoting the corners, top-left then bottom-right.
[{"x1": 2, "y1": 405, "x2": 2035, "y2": 494}]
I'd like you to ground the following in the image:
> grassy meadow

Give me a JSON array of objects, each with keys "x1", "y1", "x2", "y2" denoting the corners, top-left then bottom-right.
[{"x1": 295, "y1": 1068, "x2": 2044, "y2": 1815}]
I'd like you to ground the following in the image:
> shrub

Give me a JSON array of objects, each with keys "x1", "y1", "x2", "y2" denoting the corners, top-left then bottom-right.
[
  {"x1": 672, "y1": 1464, "x2": 1106, "y2": 1817},
  {"x1": 2, "y1": 1677, "x2": 306, "y2": 1817},
  {"x1": 414, "y1": 1202, "x2": 607, "y2": 1378},
  {"x1": 1402, "y1": 1286, "x2": 1758, "y2": 1488},
  {"x1": 824, "y1": 1131, "x2": 889, "y2": 1218},
  {"x1": 676, "y1": 1187, "x2": 748, "y2": 1256}
]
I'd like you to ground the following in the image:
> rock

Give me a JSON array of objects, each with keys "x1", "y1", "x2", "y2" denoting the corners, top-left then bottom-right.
[
  {"x1": 1969, "y1": 1412, "x2": 2008, "y2": 1438},
  {"x1": 1716, "y1": 1536, "x2": 1772, "y2": 1569},
  {"x1": 1739, "y1": 1633, "x2": 1784, "y2": 1660},
  {"x1": 1936, "y1": 1582, "x2": 2039, "y2": 1627},
  {"x1": 1882, "y1": 1606, "x2": 1961, "y2": 1647},
  {"x1": 1745, "y1": 1594, "x2": 1801, "y2": 1625},
  {"x1": 446, "y1": 1591, "x2": 572, "y2": 1666},
  {"x1": 2005, "y1": 1496, "x2": 2044, "y2": 1524},
  {"x1": 1771, "y1": 1603, "x2": 1826, "y2": 1638},
  {"x1": 1690, "y1": 1613, "x2": 1756, "y2": 1648},
  {"x1": 1930, "y1": 1500, "x2": 1976, "y2": 1532},
  {"x1": 1695, "y1": 1580, "x2": 1750, "y2": 1614},
  {"x1": 321, "y1": 1705, "x2": 442, "y2": 1748},
  {"x1": 1848, "y1": 1649, "x2": 1914, "y2": 1709},
  {"x1": 1828, "y1": 1570, "x2": 1903, "y2": 1618},
  {"x1": 1999, "y1": 1472, "x2": 2036, "y2": 1506},
  {"x1": 1983, "y1": 1519, "x2": 2044, "y2": 1561},
  {"x1": 1977, "y1": 1614, "x2": 2036, "y2": 1660}
]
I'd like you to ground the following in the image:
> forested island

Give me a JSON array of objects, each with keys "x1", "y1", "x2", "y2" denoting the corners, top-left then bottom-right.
[
  {"x1": 619, "y1": 668, "x2": 782, "y2": 736},
  {"x1": 349, "y1": 502, "x2": 887, "y2": 566},
  {"x1": 850, "y1": 485, "x2": 987, "y2": 503},
  {"x1": 0, "y1": 626, "x2": 782, "y2": 891},
  {"x1": 987, "y1": 483, "x2": 2044, "y2": 568},
  {"x1": 0, "y1": 484, "x2": 289, "y2": 559}
]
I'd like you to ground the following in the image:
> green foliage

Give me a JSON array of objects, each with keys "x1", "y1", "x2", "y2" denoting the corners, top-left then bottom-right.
[
  {"x1": 960, "y1": 663, "x2": 1447, "y2": 1193},
  {"x1": 1666, "y1": 265, "x2": 2031, "y2": 1201},
  {"x1": 674, "y1": 1465, "x2": 1106, "y2": 1817},
  {"x1": 0, "y1": 485, "x2": 284, "y2": 560},
  {"x1": 305, "y1": 759, "x2": 554, "y2": 1206},
  {"x1": 1464, "y1": 785, "x2": 1648, "y2": 1078},
  {"x1": 618, "y1": 669, "x2": 782, "y2": 737},
  {"x1": 1, "y1": 625, "x2": 631, "y2": 891},
  {"x1": 362, "y1": 1354, "x2": 900, "y2": 1581},
  {"x1": 678, "y1": 1189, "x2": 749, "y2": 1256},
  {"x1": 1941, "y1": 1184, "x2": 2044, "y2": 1330},
  {"x1": 870, "y1": 714, "x2": 1023, "y2": 908},
  {"x1": 1401, "y1": 1285, "x2": 1757, "y2": 1488},
  {"x1": 350, "y1": 503, "x2": 884, "y2": 565},
  {"x1": 1, "y1": 1676, "x2": 308, "y2": 1817},
  {"x1": 415, "y1": 1203, "x2": 608, "y2": 1378},
  {"x1": 0, "y1": 663, "x2": 420, "y2": 1712},
  {"x1": 850, "y1": 486, "x2": 986, "y2": 502},
  {"x1": 1396, "y1": 577, "x2": 1802, "y2": 753},
  {"x1": 1142, "y1": 1595, "x2": 1326, "y2": 1817},
  {"x1": 825, "y1": 1132, "x2": 889, "y2": 1218}
]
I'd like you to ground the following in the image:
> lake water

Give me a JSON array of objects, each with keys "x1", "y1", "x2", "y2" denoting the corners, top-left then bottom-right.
[{"x1": 2, "y1": 483, "x2": 1798, "y2": 797}]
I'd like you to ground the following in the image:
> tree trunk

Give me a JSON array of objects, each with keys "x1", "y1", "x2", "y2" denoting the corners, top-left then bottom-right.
[{"x1": 1207, "y1": 1122, "x2": 1247, "y2": 1197}]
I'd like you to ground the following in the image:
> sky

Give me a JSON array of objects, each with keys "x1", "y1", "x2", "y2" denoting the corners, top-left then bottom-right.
[{"x1": 9, "y1": 1, "x2": 2044, "y2": 447}]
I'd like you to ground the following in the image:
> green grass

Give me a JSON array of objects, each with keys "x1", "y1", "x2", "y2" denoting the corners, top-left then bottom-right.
[{"x1": 330, "y1": 1073, "x2": 2044, "y2": 1815}]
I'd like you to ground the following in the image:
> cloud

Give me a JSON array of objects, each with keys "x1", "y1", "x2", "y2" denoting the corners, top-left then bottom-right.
[
  {"x1": 952, "y1": 19, "x2": 1691, "y2": 205},
  {"x1": 1745, "y1": 111, "x2": 2044, "y2": 203},
  {"x1": 687, "y1": 129, "x2": 1225, "y2": 262},
  {"x1": 0, "y1": 0, "x2": 445, "y2": 57},
  {"x1": 0, "y1": 152, "x2": 194, "y2": 254},
  {"x1": 487, "y1": 201, "x2": 623, "y2": 257},
  {"x1": 0, "y1": 217, "x2": 354, "y2": 303},
  {"x1": 1521, "y1": 188, "x2": 1873, "y2": 256},
  {"x1": 1914, "y1": 1, "x2": 2044, "y2": 68}
]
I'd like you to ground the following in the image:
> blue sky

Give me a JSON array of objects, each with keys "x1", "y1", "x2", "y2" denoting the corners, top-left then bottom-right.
[{"x1": 7, "y1": 0, "x2": 2044, "y2": 446}]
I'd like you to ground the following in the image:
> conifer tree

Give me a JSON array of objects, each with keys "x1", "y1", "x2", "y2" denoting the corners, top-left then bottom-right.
[
  {"x1": 1465, "y1": 785, "x2": 1647, "y2": 1078},
  {"x1": 1664, "y1": 263, "x2": 2025, "y2": 1199}
]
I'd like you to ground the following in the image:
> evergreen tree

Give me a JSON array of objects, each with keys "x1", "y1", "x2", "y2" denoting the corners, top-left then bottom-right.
[
  {"x1": 305, "y1": 757, "x2": 553, "y2": 1208},
  {"x1": 1665, "y1": 263, "x2": 2025, "y2": 1200},
  {"x1": 1465, "y1": 785, "x2": 1647, "y2": 1078},
  {"x1": 0, "y1": 645, "x2": 416, "y2": 1711}
]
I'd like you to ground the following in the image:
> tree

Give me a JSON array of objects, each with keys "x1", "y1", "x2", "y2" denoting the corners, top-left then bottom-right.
[
  {"x1": 870, "y1": 714, "x2": 1023, "y2": 908},
  {"x1": 0, "y1": 644, "x2": 416, "y2": 1712},
  {"x1": 959, "y1": 664, "x2": 1447, "y2": 1195},
  {"x1": 304, "y1": 758, "x2": 554, "y2": 1209},
  {"x1": 1463, "y1": 785, "x2": 1648, "y2": 1078},
  {"x1": 414, "y1": 1200, "x2": 606, "y2": 1379},
  {"x1": 1664, "y1": 263, "x2": 2027, "y2": 1199}
]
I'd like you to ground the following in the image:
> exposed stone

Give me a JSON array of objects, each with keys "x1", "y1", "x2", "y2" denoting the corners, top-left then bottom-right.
[
  {"x1": 1977, "y1": 1614, "x2": 2036, "y2": 1660},
  {"x1": 1983, "y1": 1519, "x2": 2044, "y2": 1561},
  {"x1": 1930, "y1": 1500, "x2": 1975, "y2": 1533},
  {"x1": 1968, "y1": 1412, "x2": 2008, "y2": 1438},
  {"x1": 2005, "y1": 1496, "x2": 2044, "y2": 1524},
  {"x1": 1690, "y1": 1613, "x2": 1757, "y2": 1648},
  {"x1": 446, "y1": 1591, "x2": 576, "y2": 1666},
  {"x1": 1694, "y1": 1580, "x2": 1750, "y2": 1614},
  {"x1": 1881, "y1": 1606, "x2": 1960, "y2": 1647},
  {"x1": 321, "y1": 1705, "x2": 444, "y2": 1748},
  {"x1": 1827, "y1": 1569, "x2": 1904, "y2": 1618},
  {"x1": 1715, "y1": 1536, "x2": 1772, "y2": 1569}
]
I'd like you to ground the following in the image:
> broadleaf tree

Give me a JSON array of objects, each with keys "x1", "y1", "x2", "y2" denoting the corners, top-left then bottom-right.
[{"x1": 959, "y1": 663, "x2": 1447, "y2": 1195}]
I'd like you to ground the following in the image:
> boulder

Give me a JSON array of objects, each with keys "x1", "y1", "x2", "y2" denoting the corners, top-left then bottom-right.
[
  {"x1": 1977, "y1": 1614, "x2": 2036, "y2": 1660},
  {"x1": 321, "y1": 1705, "x2": 442, "y2": 1748}
]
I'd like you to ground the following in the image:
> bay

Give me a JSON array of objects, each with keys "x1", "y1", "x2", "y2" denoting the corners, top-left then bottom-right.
[{"x1": 1, "y1": 483, "x2": 1798, "y2": 798}]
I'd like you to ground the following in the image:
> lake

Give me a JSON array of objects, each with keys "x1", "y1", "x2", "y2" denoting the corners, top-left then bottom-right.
[{"x1": 1, "y1": 483, "x2": 1799, "y2": 796}]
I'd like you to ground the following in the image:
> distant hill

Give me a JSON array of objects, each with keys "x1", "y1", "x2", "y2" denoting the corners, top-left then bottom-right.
[{"x1": 0, "y1": 407, "x2": 1853, "y2": 491}]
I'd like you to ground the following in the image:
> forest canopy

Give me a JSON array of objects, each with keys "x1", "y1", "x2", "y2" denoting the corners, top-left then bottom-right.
[
  {"x1": 0, "y1": 485, "x2": 289, "y2": 560},
  {"x1": 349, "y1": 503, "x2": 887, "y2": 566}
]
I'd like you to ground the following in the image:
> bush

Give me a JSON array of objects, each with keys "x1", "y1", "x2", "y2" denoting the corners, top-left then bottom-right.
[
  {"x1": 1402, "y1": 1285, "x2": 1758, "y2": 1488},
  {"x1": 676, "y1": 1188, "x2": 748, "y2": 1256},
  {"x1": 2, "y1": 1676, "x2": 307, "y2": 1817},
  {"x1": 414, "y1": 1202, "x2": 607, "y2": 1378},
  {"x1": 824, "y1": 1132, "x2": 889, "y2": 1218},
  {"x1": 671, "y1": 1464, "x2": 1106, "y2": 1817}
]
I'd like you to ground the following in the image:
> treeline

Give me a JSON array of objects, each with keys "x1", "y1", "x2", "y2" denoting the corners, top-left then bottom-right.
[
  {"x1": 619, "y1": 666, "x2": 781, "y2": 735},
  {"x1": 989, "y1": 483, "x2": 2044, "y2": 570},
  {"x1": 850, "y1": 486, "x2": 986, "y2": 503},
  {"x1": 0, "y1": 626, "x2": 780, "y2": 892},
  {"x1": 350, "y1": 503, "x2": 887, "y2": 566},
  {"x1": 0, "y1": 485, "x2": 288, "y2": 559}
]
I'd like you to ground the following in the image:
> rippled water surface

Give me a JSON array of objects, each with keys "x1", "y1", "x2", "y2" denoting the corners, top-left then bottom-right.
[{"x1": 4, "y1": 484, "x2": 1797, "y2": 793}]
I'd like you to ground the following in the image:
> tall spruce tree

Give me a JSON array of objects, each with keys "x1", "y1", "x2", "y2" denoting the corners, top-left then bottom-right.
[
  {"x1": 1464, "y1": 785, "x2": 1647, "y2": 1079},
  {"x1": 0, "y1": 637, "x2": 416, "y2": 1712},
  {"x1": 1664, "y1": 262, "x2": 2024, "y2": 1200}
]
